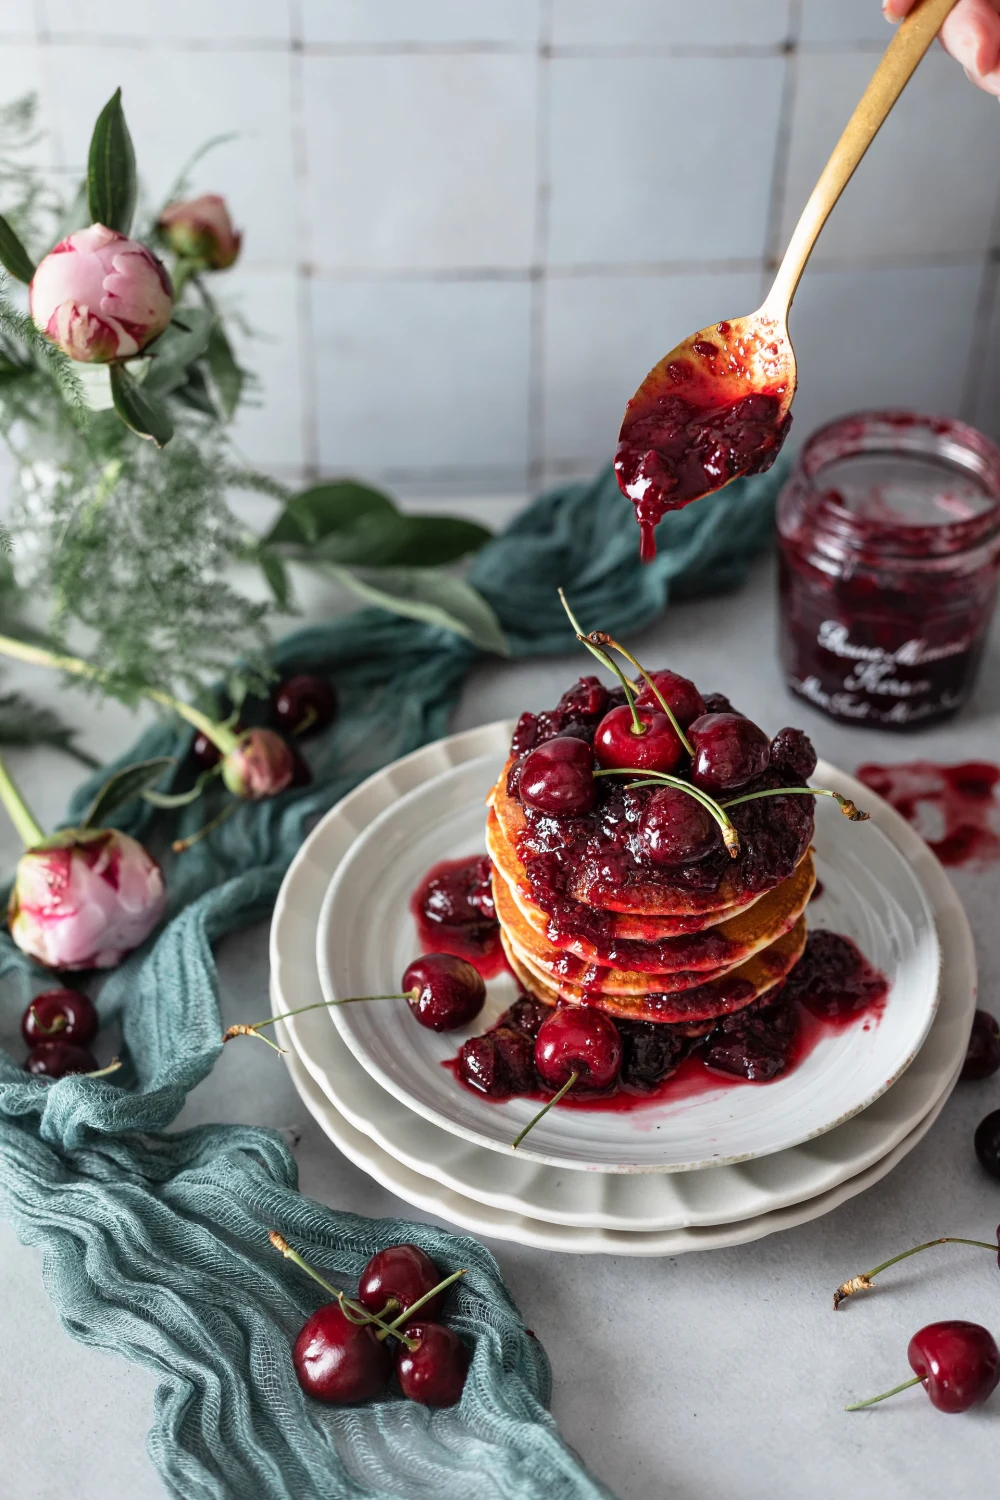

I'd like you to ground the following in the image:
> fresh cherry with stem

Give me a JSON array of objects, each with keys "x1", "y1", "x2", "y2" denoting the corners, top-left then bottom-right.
[
  {"x1": 519, "y1": 736, "x2": 596, "y2": 818},
  {"x1": 833, "y1": 1230, "x2": 1000, "y2": 1310},
  {"x1": 359, "y1": 1243, "x2": 450, "y2": 1327},
  {"x1": 21, "y1": 989, "x2": 98, "y2": 1047},
  {"x1": 596, "y1": 767, "x2": 740, "y2": 857},
  {"x1": 636, "y1": 669, "x2": 705, "y2": 729},
  {"x1": 223, "y1": 953, "x2": 486, "y2": 1050},
  {"x1": 396, "y1": 1323, "x2": 470, "y2": 1407},
  {"x1": 25, "y1": 1044, "x2": 120, "y2": 1080},
  {"x1": 688, "y1": 712, "x2": 771, "y2": 792},
  {"x1": 846, "y1": 1322, "x2": 1000, "y2": 1414},
  {"x1": 513, "y1": 1005, "x2": 623, "y2": 1149},
  {"x1": 271, "y1": 675, "x2": 337, "y2": 739},
  {"x1": 637, "y1": 785, "x2": 719, "y2": 866},
  {"x1": 962, "y1": 1011, "x2": 1000, "y2": 1081}
]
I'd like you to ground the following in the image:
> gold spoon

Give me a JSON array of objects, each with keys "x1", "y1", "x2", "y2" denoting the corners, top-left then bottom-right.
[{"x1": 615, "y1": 0, "x2": 960, "y2": 561}]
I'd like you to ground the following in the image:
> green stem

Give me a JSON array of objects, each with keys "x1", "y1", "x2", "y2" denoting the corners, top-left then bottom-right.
[
  {"x1": 512, "y1": 1070, "x2": 579, "y2": 1150},
  {"x1": 721, "y1": 786, "x2": 869, "y2": 822},
  {"x1": 0, "y1": 752, "x2": 45, "y2": 847},
  {"x1": 223, "y1": 992, "x2": 414, "y2": 1047},
  {"x1": 268, "y1": 1231, "x2": 418, "y2": 1349},
  {"x1": 85, "y1": 1057, "x2": 122, "y2": 1079},
  {"x1": 557, "y1": 589, "x2": 644, "y2": 735},
  {"x1": 594, "y1": 767, "x2": 740, "y2": 857},
  {"x1": 375, "y1": 1268, "x2": 468, "y2": 1340},
  {"x1": 171, "y1": 800, "x2": 237, "y2": 854},
  {"x1": 845, "y1": 1374, "x2": 922, "y2": 1411},
  {"x1": 833, "y1": 1236, "x2": 999, "y2": 1309},
  {"x1": 586, "y1": 630, "x2": 694, "y2": 756},
  {"x1": 0, "y1": 632, "x2": 238, "y2": 755}
]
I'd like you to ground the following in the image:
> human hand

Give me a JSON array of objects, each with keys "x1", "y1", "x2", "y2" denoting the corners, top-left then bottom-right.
[{"x1": 883, "y1": 0, "x2": 1000, "y2": 96}]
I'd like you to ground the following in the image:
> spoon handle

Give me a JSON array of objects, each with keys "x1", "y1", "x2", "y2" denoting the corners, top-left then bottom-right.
[{"x1": 765, "y1": 0, "x2": 960, "y2": 317}]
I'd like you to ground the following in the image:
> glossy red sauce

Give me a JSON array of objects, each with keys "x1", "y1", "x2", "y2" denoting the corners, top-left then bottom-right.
[
  {"x1": 856, "y1": 761, "x2": 1000, "y2": 869},
  {"x1": 410, "y1": 855, "x2": 507, "y2": 978}
]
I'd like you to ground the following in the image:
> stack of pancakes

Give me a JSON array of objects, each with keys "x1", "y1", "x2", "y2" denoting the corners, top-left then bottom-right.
[{"x1": 486, "y1": 756, "x2": 813, "y2": 1028}]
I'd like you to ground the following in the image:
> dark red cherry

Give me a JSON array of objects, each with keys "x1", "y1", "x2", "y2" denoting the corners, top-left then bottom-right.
[
  {"x1": 907, "y1": 1322, "x2": 1000, "y2": 1413},
  {"x1": 458, "y1": 1027, "x2": 537, "y2": 1097},
  {"x1": 637, "y1": 786, "x2": 717, "y2": 866},
  {"x1": 292, "y1": 1301, "x2": 391, "y2": 1404},
  {"x1": 358, "y1": 1243, "x2": 445, "y2": 1326},
  {"x1": 593, "y1": 704, "x2": 684, "y2": 775},
  {"x1": 770, "y1": 726, "x2": 816, "y2": 781},
  {"x1": 974, "y1": 1109, "x2": 1000, "y2": 1180},
  {"x1": 21, "y1": 989, "x2": 98, "y2": 1047},
  {"x1": 519, "y1": 736, "x2": 596, "y2": 817},
  {"x1": 25, "y1": 1042, "x2": 98, "y2": 1078},
  {"x1": 191, "y1": 730, "x2": 221, "y2": 769},
  {"x1": 688, "y1": 712, "x2": 770, "y2": 791},
  {"x1": 962, "y1": 1011, "x2": 1000, "y2": 1081},
  {"x1": 395, "y1": 1322, "x2": 469, "y2": 1407},
  {"x1": 271, "y1": 674, "x2": 337, "y2": 738},
  {"x1": 534, "y1": 1005, "x2": 622, "y2": 1092},
  {"x1": 402, "y1": 954, "x2": 486, "y2": 1032},
  {"x1": 636, "y1": 669, "x2": 705, "y2": 728}
]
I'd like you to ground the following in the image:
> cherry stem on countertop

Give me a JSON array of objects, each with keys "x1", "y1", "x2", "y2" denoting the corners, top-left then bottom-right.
[
  {"x1": 557, "y1": 589, "x2": 646, "y2": 736},
  {"x1": 374, "y1": 1268, "x2": 468, "y2": 1341},
  {"x1": 596, "y1": 767, "x2": 741, "y2": 858},
  {"x1": 0, "y1": 752, "x2": 45, "y2": 848},
  {"x1": 512, "y1": 1070, "x2": 580, "y2": 1150},
  {"x1": 721, "y1": 786, "x2": 869, "y2": 821},
  {"x1": 585, "y1": 630, "x2": 694, "y2": 756},
  {"x1": 172, "y1": 801, "x2": 238, "y2": 854},
  {"x1": 223, "y1": 992, "x2": 417, "y2": 1052},
  {"x1": 0, "y1": 631, "x2": 240, "y2": 755},
  {"x1": 833, "y1": 1236, "x2": 1000, "y2": 1309},
  {"x1": 845, "y1": 1375, "x2": 923, "y2": 1411},
  {"x1": 267, "y1": 1231, "x2": 419, "y2": 1349}
]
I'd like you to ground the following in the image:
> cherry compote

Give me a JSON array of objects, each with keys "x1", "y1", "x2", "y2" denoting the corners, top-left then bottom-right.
[
  {"x1": 271, "y1": 674, "x2": 337, "y2": 738},
  {"x1": 402, "y1": 954, "x2": 486, "y2": 1032},
  {"x1": 637, "y1": 786, "x2": 718, "y2": 867},
  {"x1": 456, "y1": 996, "x2": 548, "y2": 1098},
  {"x1": 534, "y1": 1005, "x2": 622, "y2": 1092},
  {"x1": 21, "y1": 989, "x2": 98, "y2": 1047},
  {"x1": 396, "y1": 1323, "x2": 469, "y2": 1407},
  {"x1": 358, "y1": 1243, "x2": 446, "y2": 1326},
  {"x1": 593, "y1": 704, "x2": 685, "y2": 775},
  {"x1": 962, "y1": 1011, "x2": 1000, "y2": 1081},
  {"x1": 781, "y1": 931, "x2": 888, "y2": 1022},
  {"x1": 688, "y1": 712, "x2": 770, "y2": 792},
  {"x1": 411, "y1": 855, "x2": 501, "y2": 971},
  {"x1": 293, "y1": 1303, "x2": 392, "y2": 1404}
]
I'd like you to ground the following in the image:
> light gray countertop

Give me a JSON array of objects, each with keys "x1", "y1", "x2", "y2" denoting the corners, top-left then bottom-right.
[{"x1": 3, "y1": 552, "x2": 1000, "y2": 1500}]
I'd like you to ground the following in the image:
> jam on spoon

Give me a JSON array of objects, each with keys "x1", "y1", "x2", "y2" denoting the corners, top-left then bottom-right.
[{"x1": 615, "y1": 0, "x2": 959, "y2": 560}]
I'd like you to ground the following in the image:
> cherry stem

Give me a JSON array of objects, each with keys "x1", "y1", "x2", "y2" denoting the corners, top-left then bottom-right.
[
  {"x1": 585, "y1": 630, "x2": 694, "y2": 756},
  {"x1": 85, "y1": 1057, "x2": 122, "y2": 1079},
  {"x1": 172, "y1": 801, "x2": 238, "y2": 854},
  {"x1": 28, "y1": 1005, "x2": 67, "y2": 1037},
  {"x1": 375, "y1": 1268, "x2": 468, "y2": 1341},
  {"x1": 294, "y1": 706, "x2": 318, "y2": 737},
  {"x1": 594, "y1": 767, "x2": 741, "y2": 858},
  {"x1": 833, "y1": 1236, "x2": 999, "y2": 1309},
  {"x1": 223, "y1": 992, "x2": 416, "y2": 1050},
  {"x1": 0, "y1": 631, "x2": 239, "y2": 755},
  {"x1": 512, "y1": 1070, "x2": 579, "y2": 1150},
  {"x1": 845, "y1": 1374, "x2": 922, "y2": 1411},
  {"x1": 721, "y1": 786, "x2": 869, "y2": 822},
  {"x1": 267, "y1": 1231, "x2": 419, "y2": 1350},
  {"x1": 557, "y1": 589, "x2": 644, "y2": 735},
  {"x1": 0, "y1": 752, "x2": 45, "y2": 848}
]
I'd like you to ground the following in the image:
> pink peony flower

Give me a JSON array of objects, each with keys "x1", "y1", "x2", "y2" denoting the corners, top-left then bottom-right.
[
  {"x1": 29, "y1": 224, "x2": 174, "y2": 363},
  {"x1": 158, "y1": 194, "x2": 241, "y2": 270},
  {"x1": 9, "y1": 828, "x2": 167, "y2": 970},
  {"x1": 221, "y1": 729, "x2": 296, "y2": 800}
]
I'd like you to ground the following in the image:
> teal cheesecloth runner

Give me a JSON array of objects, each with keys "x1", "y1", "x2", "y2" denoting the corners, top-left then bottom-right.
[{"x1": 0, "y1": 463, "x2": 781, "y2": 1500}]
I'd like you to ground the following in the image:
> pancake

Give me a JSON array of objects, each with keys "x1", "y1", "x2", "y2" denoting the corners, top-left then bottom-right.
[
  {"x1": 500, "y1": 917, "x2": 807, "y2": 1025},
  {"x1": 490, "y1": 754, "x2": 814, "y2": 917},
  {"x1": 486, "y1": 806, "x2": 763, "y2": 939},
  {"x1": 492, "y1": 849, "x2": 815, "y2": 976}
]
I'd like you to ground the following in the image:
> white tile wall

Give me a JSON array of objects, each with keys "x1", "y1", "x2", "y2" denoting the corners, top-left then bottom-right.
[{"x1": 0, "y1": 3, "x2": 998, "y2": 506}]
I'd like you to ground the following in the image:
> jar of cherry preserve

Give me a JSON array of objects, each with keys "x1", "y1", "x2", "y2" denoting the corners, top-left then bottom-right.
[{"x1": 777, "y1": 411, "x2": 1000, "y2": 730}]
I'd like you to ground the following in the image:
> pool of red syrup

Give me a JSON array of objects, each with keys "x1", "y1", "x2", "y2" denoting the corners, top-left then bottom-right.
[
  {"x1": 410, "y1": 854, "x2": 507, "y2": 978},
  {"x1": 856, "y1": 761, "x2": 1000, "y2": 869}
]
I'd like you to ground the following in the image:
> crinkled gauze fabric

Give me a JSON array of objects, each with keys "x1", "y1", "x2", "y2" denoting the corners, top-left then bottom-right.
[{"x1": 0, "y1": 464, "x2": 781, "y2": 1500}]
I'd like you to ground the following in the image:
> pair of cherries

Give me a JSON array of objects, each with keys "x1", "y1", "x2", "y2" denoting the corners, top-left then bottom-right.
[
  {"x1": 21, "y1": 988, "x2": 102, "y2": 1079},
  {"x1": 192, "y1": 673, "x2": 338, "y2": 769},
  {"x1": 281, "y1": 1238, "x2": 469, "y2": 1407}
]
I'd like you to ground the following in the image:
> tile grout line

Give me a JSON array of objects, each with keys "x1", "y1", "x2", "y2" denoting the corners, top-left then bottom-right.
[
  {"x1": 287, "y1": 0, "x2": 317, "y2": 485},
  {"x1": 526, "y1": 0, "x2": 554, "y2": 495}
]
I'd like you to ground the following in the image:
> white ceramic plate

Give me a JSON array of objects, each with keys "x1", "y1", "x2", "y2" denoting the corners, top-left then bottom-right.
[
  {"x1": 270, "y1": 724, "x2": 974, "y2": 1231},
  {"x1": 278, "y1": 1012, "x2": 959, "y2": 1255},
  {"x1": 317, "y1": 749, "x2": 940, "y2": 1172}
]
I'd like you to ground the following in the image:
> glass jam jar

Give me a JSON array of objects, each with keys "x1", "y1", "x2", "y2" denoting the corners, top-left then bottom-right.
[{"x1": 777, "y1": 411, "x2": 1000, "y2": 730}]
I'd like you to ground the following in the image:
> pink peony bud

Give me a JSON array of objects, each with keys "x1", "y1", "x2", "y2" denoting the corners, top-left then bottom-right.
[
  {"x1": 29, "y1": 224, "x2": 173, "y2": 363},
  {"x1": 221, "y1": 728, "x2": 296, "y2": 800},
  {"x1": 8, "y1": 828, "x2": 167, "y2": 971},
  {"x1": 158, "y1": 194, "x2": 241, "y2": 271}
]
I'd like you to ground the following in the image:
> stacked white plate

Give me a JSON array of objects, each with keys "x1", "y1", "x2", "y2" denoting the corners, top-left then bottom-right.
[{"x1": 270, "y1": 722, "x2": 976, "y2": 1255}]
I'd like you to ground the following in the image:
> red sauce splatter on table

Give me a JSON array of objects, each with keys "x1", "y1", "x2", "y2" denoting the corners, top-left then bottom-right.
[
  {"x1": 856, "y1": 761, "x2": 1000, "y2": 869},
  {"x1": 410, "y1": 854, "x2": 507, "y2": 978}
]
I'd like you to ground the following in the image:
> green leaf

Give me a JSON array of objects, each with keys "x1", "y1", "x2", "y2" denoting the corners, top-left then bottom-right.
[
  {"x1": 257, "y1": 548, "x2": 291, "y2": 609},
  {"x1": 206, "y1": 320, "x2": 244, "y2": 418},
  {"x1": 0, "y1": 690, "x2": 101, "y2": 769},
  {"x1": 266, "y1": 481, "x2": 396, "y2": 546},
  {"x1": 0, "y1": 213, "x2": 35, "y2": 283},
  {"x1": 81, "y1": 757, "x2": 175, "y2": 829},
  {"x1": 143, "y1": 307, "x2": 214, "y2": 396},
  {"x1": 323, "y1": 564, "x2": 508, "y2": 656},
  {"x1": 87, "y1": 88, "x2": 137, "y2": 234},
  {"x1": 109, "y1": 363, "x2": 174, "y2": 446},
  {"x1": 142, "y1": 765, "x2": 218, "y2": 808},
  {"x1": 172, "y1": 361, "x2": 218, "y2": 416},
  {"x1": 312, "y1": 512, "x2": 491, "y2": 568}
]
